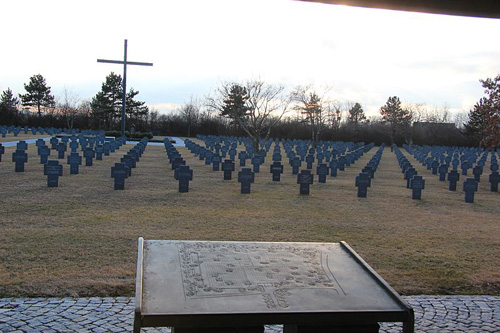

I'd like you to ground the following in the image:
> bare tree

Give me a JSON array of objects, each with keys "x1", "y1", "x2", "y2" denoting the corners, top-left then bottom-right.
[
  {"x1": 327, "y1": 102, "x2": 343, "y2": 131},
  {"x1": 206, "y1": 79, "x2": 291, "y2": 150},
  {"x1": 57, "y1": 88, "x2": 80, "y2": 129},
  {"x1": 179, "y1": 97, "x2": 200, "y2": 138},
  {"x1": 291, "y1": 85, "x2": 334, "y2": 147},
  {"x1": 454, "y1": 111, "x2": 468, "y2": 129}
]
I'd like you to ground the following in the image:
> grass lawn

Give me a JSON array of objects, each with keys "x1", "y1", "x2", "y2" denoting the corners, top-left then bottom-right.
[{"x1": 0, "y1": 133, "x2": 499, "y2": 297}]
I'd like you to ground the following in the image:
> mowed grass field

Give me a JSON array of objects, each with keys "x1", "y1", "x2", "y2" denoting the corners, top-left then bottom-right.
[{"x1": 1, "y1": 133, "x2": 499, "y2": 297}]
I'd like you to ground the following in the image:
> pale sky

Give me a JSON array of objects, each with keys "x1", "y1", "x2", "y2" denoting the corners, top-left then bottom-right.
[{"x1": 1, "y1": 0, "x2": 499, "y2": 117}]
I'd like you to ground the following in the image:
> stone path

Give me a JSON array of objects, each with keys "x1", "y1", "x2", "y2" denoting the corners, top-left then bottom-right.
[{"x1": 0, "y1": 295, "x2": 498, "y2": 332}]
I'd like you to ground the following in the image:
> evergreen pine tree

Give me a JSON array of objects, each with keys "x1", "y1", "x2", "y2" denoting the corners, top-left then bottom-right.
[
  {"x1": 465, "y1": 74, "x2": 500, "y2": 147},
  {"x1": 91, "y1": 72, "x2": 149, "y2": 130},
  {"x1": 221, "y1": 84, "x2": 250, "y2": 122},
  {"x1": 0, "y1": 88, "x2": 20, "y2": 125},
  {"x1": 19, "y1": 74, "x2": 55, "y2": 117},
  {"x1": 348, "y1": 103, "x2": 367, "y2": 125},
  {"x1": 380, "y1": 96, "x2": 412, "y2": 146}
]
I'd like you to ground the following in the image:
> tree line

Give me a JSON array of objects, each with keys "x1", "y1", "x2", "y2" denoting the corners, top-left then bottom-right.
[
  {"x1": 1, "y1": 73, "x2": 498, "y2": 149},
  {"x1": 0, "y1": 73, "x2": 149, "y2": 132}
]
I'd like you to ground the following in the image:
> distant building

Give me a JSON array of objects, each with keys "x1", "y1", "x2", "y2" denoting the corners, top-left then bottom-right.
[{"x1": 411, "y1": 122, "x2": 460, "y2": 146}]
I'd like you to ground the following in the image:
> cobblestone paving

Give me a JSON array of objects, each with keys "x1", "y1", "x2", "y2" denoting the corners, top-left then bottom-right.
[{"x1": 0, "y1": 295, "x2": 498, "y2": 332}]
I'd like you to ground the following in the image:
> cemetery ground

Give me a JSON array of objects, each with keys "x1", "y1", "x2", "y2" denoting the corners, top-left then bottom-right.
[{"x1": 0, "y1": 134, "x2": 499, "y2": 299}]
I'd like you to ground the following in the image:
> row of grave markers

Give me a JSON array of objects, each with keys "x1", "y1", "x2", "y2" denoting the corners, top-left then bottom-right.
[
  {"x1": 2, "y1": 135, "x2": 127, "y2": 187},
  {"x1": 393, "y1": 146, "x2": 427, "y2": 200},
  {"x1": 111, "y1": 138, "x2": 149, "y2": 190},
  {"x1": 184, "y1": 136, "x2": 378, "y2": 195},
  {"x1": 394, "y1": 145, "x2": 492, "y2": 203},
  {"x1": 354, "y1": 145, "x2": 385, "y2": 197},
  {"x1": 404, "y1": 144, "x2": 500, "y2": 202},
  {"x1": 0, "y1": 124, "x2": 110, "y2": 138}
]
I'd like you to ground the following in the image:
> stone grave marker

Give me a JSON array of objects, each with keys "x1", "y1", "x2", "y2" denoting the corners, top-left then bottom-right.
[
  {"x1": 461, "y1": 161, "x2": 470, "y2": 175},
  {"x1": 291, "y1": 157, "x2": 301, "y2": 175},
  {"x1": 409, "y1": 175, "x2": 425, "y2": 200},
  {"x1": 472, "y1": 165, "x2": 483, "y2": 182},
  {"x1": 355, "y1": 172, "x2": 371, "y2": 198},
  {"x1": 362, "y1": 166, "x2": 374, "y2": 179},
  {"x1": 38, "y1": 145, "x2": 50, "y2": 164},
  {"x1": 198, "y1": 148, "x2": 206, "y2": 161},
  {"x1": 317, "y1": 152, "x2": 324, "y2": 164},
  {"x1": 448, "y1": 170, "x2": 460, "y2": 191},
  {"x1": 36, "y1": 139, "x2": 45, "y2": 148},
  {"x1": 297, "y1": 169, "x2": 314, "y2": 195},
  {"x1": 121, "y1": 155, "x2": 134, "y2": 176},
  {"x1": 84, "y1": 147, "x2": 95, "y2": 166},
  {"x1": 50, "y1": 137, "x2": 58, "y2": 149},
  {"x1": 212, "y1": 154, "x2": 221, "y2": 171},
  {"x1": 238, "y1": 168, "x2": 255, "y2": 194},
  {"x1": 431, "y1": 160, "x2": 439, "y2": 174},
  {"x1": 228, "y1": 148, "x2": 236, "y2": 161},
  {"x1": 222, "y1": 159, "x2": 235, "y2": 180},
  {"x1": 44, "y1": 160, "x2": 63, "y2": 187},
  {"x1": 12, "y1": 149, "x2": 28, "y2": 172},
  {"x1": 488, "y1": 172, "x2": 500, "y2": 192},
  {"x1": 129, "y1": 149, "x2": 140, "y2": 164},
  {"x1": 67, "y1": 152, "x2": 82, "y2": 174},
  {"x1": 463, "y1": 178, "x2": 478, "y2": 203},
  {"x1": 172, "y1": 157, "x2": 186, "y2": 170},
  {"x1": 338, "y1": 156, "x2": 346, "y2": 171},
  {"x1": 17, "y1": 141, "x2": 28, "y2": 151},
  {"x1": 204, "y1": 151, "x2": 212, "y2": 165},
  {"x1": 404, "y1": 168, "x2": 417, "y2": 188},
  {"x1": 438, "y1": 164, "x2": 448, "y2": 181},
  {"x1": 69, "y1": 140, "x2": 79, "y2": 152},
  {"x1": 56, "y1": 142, "x2": 67, "y2": 159},
  {"x1": 109, "y1": 140, "x2": 117, "y2": 153},
  {"x1": 305, "y1": 154, "x2": 315, "y2": 169},
  {"x1": 95, "y1": 145, "x2": 104, "y2": 160},
  {"x1": 425, "y1": 157, "x2": 433, "y2": 170},
  {"x1": 174, "y1": 165, "x2": 194, "y2": 193},
  {"x1": 344, "y1": 154, "x2": 352, "y2": 167},
  {"x1": 103, "y1": 142, "x2": 111, "y2": 156},
  {"x1": 111, "y1": 162, "x2": 129, "y2": 190},
  {"x1": 329, "y1": 159, "x2": 338, "y2": 177},
  {"x1": 251, "y1": 155, "x2": 262, "y2": 173},
  {"x1": 316, "y1": 163, "x2": 329, "y2": 183},
  {"x1": 270, "y1": 161, "x2": 284, "y2": 181}
]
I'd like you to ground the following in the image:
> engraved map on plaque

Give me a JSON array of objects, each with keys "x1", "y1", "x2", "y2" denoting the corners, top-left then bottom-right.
[{"x1": 178, "y1": 242, "x2": 346, "y2": 309}]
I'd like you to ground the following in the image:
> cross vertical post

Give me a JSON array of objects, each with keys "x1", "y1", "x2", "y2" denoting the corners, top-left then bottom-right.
[
  {"x1": 97, "y1": 39, "x2": 153, "y2": 137},
  {"x1": 122, "y1": 39, "x2": 127, "y2": 137}
]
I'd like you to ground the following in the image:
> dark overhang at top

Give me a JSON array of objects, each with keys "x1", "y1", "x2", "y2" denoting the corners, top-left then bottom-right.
[{"x1": 300, "y1": 0, "x2": 500, "y2": 19}]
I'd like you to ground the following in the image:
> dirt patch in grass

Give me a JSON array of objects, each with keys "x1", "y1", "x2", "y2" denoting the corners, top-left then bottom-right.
[{"x1": 0, "y1": 135, "x2": 499, "y2": 297}]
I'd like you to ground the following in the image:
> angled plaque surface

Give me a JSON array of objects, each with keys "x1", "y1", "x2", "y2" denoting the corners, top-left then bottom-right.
[{"x1": 141, "y1": 240, "x2": 406, "y2": 315}]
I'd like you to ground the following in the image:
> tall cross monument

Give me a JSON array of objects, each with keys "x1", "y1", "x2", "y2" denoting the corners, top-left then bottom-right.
[{"x1": 97, "y1": 39, "x2": 153, "y2": 137}]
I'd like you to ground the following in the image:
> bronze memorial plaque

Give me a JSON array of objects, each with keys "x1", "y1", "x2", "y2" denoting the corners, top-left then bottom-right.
[{"x1": 135, "y1": 239, "x2": 414, "y2": 332}]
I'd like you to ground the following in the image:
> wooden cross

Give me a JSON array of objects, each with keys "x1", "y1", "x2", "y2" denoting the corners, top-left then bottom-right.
[{"x1": 97, "y1": 39, "x2": 153, "y2": 137}]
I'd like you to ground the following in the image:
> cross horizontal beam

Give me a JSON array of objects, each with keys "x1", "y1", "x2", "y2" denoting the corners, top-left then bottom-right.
[{"x1": 97, "y1": 59, "x2": 153, "y2": 66}]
